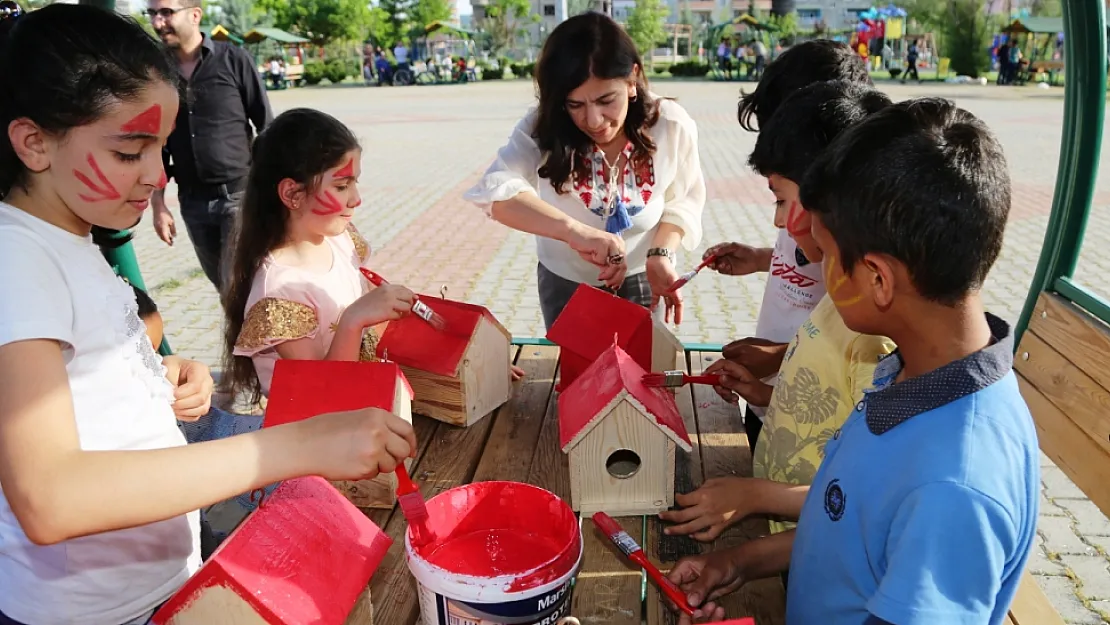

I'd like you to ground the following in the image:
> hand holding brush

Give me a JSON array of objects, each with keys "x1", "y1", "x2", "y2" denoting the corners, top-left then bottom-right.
[
  {"x1": 666, "y1": 254, "x2": 718, "y2": 294},
  {"x1": 360, "y1": 268, "x2": 448, "y2": 331}
]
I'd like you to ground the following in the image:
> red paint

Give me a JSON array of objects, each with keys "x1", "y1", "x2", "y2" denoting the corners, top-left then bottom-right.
[
  {"x1": 395, "y1": 464, "x2": 433, "y2": 545},
  {"x1": 334, "y1": 158, "x2": 355, "y2": 179},
  {"x1": 786, "y1": 201, "x2": 809, "y2": 238},
  {"x1": 120, "y1": 104, "x2": 162, "y2": 135},
  {"x1": 152, "y1": 476, "x2": 392, "y2": 625},
  {"x1": 74, "y1": 153, "x2": 121, "y2": 202},
  {"x1": 558, "y1": 342, "x2": 692, "y2": 450},
  {"x1": 311, "y1": 191, "x2": 344, "y2": 215},
  {"x1": 719, "y1": 621, "x2": 756, "y2": 625},
  {"x1": 264, "y1": 360, "x2": 412, "y2": 428},
  {"x1": 411, "y1": 481, "x2": 580, "y2": 592},
  {"x1": 546, "y1": 285, "x2": 654, "y2": 390},
  {"x1": 377, "y1": 298, "x2": 498, "y2": 377},
  {"x1": 156, "y1": 168, "x2": 168, "y2": 189},
  {"x1": 592, "y1": 512, "x2": 693, "y2": 616}
]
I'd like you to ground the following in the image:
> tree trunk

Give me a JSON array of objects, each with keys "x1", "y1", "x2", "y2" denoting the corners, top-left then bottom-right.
[
  {"x1": 78, "y1": 0, "x2": 117, "y2": 10},
  {"x1": 769, "y1": 0, "x2": 793, "y2": 17}
]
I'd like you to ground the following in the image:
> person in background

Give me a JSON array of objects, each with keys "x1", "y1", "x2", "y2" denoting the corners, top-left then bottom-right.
[
  {"x1": 393, "y1": 40, "x2": 410, "y2": 72},
  {"x1": 901, "y1": 39, "x2": 921, "y2": 84},
  {"x1": 147, "y1": 0, "x2": 273, "y2": 296},
  {"x1": 717, "y1": 38, "x2": 733, "y2": 80}
]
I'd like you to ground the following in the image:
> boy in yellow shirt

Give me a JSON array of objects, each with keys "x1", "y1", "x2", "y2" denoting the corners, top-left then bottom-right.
[{"x1": 661, "y1": 80, "x2": 895, "y2": 545}]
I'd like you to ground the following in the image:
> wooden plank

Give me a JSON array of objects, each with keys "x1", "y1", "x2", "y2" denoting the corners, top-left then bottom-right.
[
  {"x1": 1017, "y1": 376, "x2": 1110, "y2": 519},
  {"x1": 526, "y1": 374, "x2": 572, "y2": 502},
  {"x1": 471, "y1": 345, "x2": 559, "y2": 482},
  {"x1": 692, "y1": 351, "x2": 786, "y2": 625},
  {"x1": 1008, "y1": 571, "x2": 1066, "y2": 625},
  {"x1": 369, "y1": 385, "x2": 506, "y2": 625},
  {"x1": 1015, "y1": 332, "x2": 1110, "y2": 458},
  {"x1": 1029, "y1": 293, "x2": 1110, "y2": 394},
  {"x1": 573, "y1": 515, "x2": 645, "y2": 625}
]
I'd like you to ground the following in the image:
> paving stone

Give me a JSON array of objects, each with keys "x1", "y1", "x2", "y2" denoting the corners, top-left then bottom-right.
[
  {"x1": 1035, "y1": 575, "x2": 1104, "y2": 624},
  {"x1": 1045, "y1": 465, "x2": 1093, "y2": 500},
  {"x1": 1058, "y1": 499, "x2": 1110, "y2": 537},
  {"x1": 1041, "y1": 515, "x2": 1097, "y2": 556},
  {"x1": 1062, "y1": 554, "x2": 1110, "y2": 600}
]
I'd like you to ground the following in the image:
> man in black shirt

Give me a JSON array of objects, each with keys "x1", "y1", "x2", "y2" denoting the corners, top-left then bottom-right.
[{"x1": 147, "y1": 0, "x2": 271, "y2": 293}]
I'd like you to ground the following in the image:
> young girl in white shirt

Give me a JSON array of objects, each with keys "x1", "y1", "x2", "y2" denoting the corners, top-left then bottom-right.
[
  {"x1": 464, "y1": 12, "x2": 706, "y2": 328},
  {"x1": 0, "y1": 8, "x2": 415, "y2": 624}
]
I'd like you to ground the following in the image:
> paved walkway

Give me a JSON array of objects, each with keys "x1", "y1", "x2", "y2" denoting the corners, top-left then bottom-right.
[{"x1": 136, "y1": 80, "x2": 1110, "y2": 622}]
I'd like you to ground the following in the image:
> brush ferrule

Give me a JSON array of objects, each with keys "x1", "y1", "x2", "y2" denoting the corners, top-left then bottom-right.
[
  {"x1": 411, "y1": 300, "x2": 434, "y2": 323},
  {"x1": 663, "y1": 370, "x2": 685, "y2": 387},
  {"x1": 611, "y1": 530, "x2": 640, "y2": 556}
]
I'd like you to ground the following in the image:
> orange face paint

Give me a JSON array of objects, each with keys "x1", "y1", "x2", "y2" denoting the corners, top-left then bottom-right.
[
  {"x1": 74, "y1": 154, "x2": 121, "y2": 202},
  {"x1": 824, "y1": 254, "x2": 864, "y2": 307}
]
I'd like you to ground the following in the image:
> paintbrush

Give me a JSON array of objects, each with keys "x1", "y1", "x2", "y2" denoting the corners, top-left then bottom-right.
[
  {"x1": 591, "y1": 512, "x2": 694, "y2": 616},
  {"x1": 360, "y1": 268, "x2": 448, "y2": 332},
  {"x1": 395, "y1": 464, "x2": 434, "y2": 545},
  {"x1": 666, "y1": 254, "x2": 719, "y2": 294},
  {"x1": 641, "y1": 371, "x2": 720, "y2": 389}
]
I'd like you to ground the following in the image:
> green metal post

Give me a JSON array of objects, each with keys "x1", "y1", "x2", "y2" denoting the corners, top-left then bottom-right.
[
  {"x1": 1014, "y1": 0, "x2": 1106, "y2": 343},
  {"x1": 98, "y1": 229, "x2": 174, "y2": 356}
]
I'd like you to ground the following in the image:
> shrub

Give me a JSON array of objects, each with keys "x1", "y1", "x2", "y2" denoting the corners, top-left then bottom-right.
[
  {"x1": 323, "y1": 59, "x2": 348, "y2": 84},
  {"x1": 943, "y1": 0, "x2": 991, "y2": 78},
  {"x1": 510, "y1": 62, "x2": 535, "y2": 78},
  {"x1": 653, "y1": 63, "x2": 669, "y2": 74},
  {"x1": 668, "y1": 61, "x2": 710, "y2": 77},
  {"x1": 304, "y1": 61, "x2": 326, "y2": 85},
  {"x1": 482, "y1": 67, "x2": 504, "y2": 80}
]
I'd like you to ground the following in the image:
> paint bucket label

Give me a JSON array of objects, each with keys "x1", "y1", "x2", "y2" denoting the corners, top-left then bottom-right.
[{"x1": 423, "y1": 577, "x2": 575, "y2": 625}]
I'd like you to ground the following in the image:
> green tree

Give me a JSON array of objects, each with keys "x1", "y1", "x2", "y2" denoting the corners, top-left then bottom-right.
[
  {"x1": 269, "y1": 0, "x2": 373, "y2": 44},
  {"x1": 411, "y1": 0, "x2": 452, "y2": 29},
  {"x1": 567, "y1": 0, "x2": 591, "y2": 16},
  {"x1": 255, "y1": 0, "x2": 295, "y2": 30},
  {"x1": 625, "y1": 0, "x2": 668, "y2": 60},
  {"x1": 943, "y1": 0, "x2": 991, "y2": 77},
  {"x1": 1029, "y1": 0, "x2": 1062, "y2": 16},
  {"x1": 217, "y1": 0, "x2": 272, "y2": 34},
  {"x1": 482, "y1": 0, "x2": 532, "y2": 54}
]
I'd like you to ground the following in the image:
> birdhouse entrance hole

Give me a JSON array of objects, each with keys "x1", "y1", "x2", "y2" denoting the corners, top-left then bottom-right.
[{"x1": 606, "y1": 449, "x2": 641, "y2": 479}]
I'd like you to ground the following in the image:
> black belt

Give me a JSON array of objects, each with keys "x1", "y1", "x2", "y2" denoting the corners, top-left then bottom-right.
[{"x1": 179, "y1": 177, "x2": 247, "y2": 199}]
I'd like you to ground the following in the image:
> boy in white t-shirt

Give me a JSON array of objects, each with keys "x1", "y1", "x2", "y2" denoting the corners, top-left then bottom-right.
[{"x1": 0, "y1": 8, "x2": 415, "y2": 624}]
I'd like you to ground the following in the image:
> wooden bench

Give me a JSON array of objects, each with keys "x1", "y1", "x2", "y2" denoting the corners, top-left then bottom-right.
[
  {"x1": 362, "y1": 344, "x2": 786, "y2": 624},
  {"x1": 1011, "y1": 292, "x2": 1110, "y2": 625}
]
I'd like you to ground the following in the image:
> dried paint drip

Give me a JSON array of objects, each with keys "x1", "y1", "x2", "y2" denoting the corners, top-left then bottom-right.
[{"x1": 406, "y1": 481, "x2": 582, "y2": 625}]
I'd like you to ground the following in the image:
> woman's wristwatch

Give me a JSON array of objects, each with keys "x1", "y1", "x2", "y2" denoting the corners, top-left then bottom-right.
[{"x1": 647, "y1": 247, "x2": 676, "y2": 263}]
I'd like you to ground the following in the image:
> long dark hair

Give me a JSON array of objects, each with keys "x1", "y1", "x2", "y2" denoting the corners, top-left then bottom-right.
[
  {"x1": 0, "y1": 4, "x2": 179, "y2": 198},
  {"x1": 532, "y1": 12, "x2": 660, "y2": 194},
  {"x1": 222, "y1": 108, "x2": 360, "y2": 403}
]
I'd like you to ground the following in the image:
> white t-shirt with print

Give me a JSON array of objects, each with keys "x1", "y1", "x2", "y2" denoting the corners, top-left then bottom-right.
[
  {"x1": 751, "y1": 228, "x2": 827, "y2": 419},
  {"x1": 0, "y1": 202, "x2": 200, "y2": 625}
]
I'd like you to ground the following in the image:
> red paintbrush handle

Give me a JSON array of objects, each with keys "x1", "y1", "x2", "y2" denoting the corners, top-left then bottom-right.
[
  {"x1": 395, "y1": 464, "x2": 419, "y2": 496},
  {"x1": 694, "y1": 253, "x2": 719, "y2": 272},
  {"x1": 685, "y1": 374, "x2": 721, "y2": 386},
  {"x1": 635, "y1": 552, "x2": 695, "y2": 616},
  {"x1": 359, "y1": 267, "x2": 388, "y2": 287}
]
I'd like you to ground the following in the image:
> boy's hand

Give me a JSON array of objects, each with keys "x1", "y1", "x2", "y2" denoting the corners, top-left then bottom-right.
[
  {"x1": 704, "y1": 359, "x2": 774, "y2": 408},
  {"x1": 667, "y1": 550, "x2": 744, "y2": 623},
  {"x1": 164, "y1": 356, "x2": 214, "y2": 422},
  {"x1": 659, "y1": 477, "x2": 754, "y2": 541},
  {"x1": 704, "y1": 242, "x2": 764, "y2": 276},
  {"x1": 346, "y1": 284, "x2": 415, "y2": 329},
  {"x1": 304, "y1": 407, "x2": 417, "y2": 480},
  {"x1": 721, "y1": 337, "x2": 787, "y2": 380}
]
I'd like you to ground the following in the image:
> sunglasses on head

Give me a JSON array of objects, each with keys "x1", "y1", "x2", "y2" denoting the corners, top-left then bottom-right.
[{"x1": 143, "y1": 6, "x2": 188, "y2": 19}]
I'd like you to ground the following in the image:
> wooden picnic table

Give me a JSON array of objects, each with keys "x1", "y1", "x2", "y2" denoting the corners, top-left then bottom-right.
[{"x1": 362, "y1": 344, "x2": 787, "y2": 625}]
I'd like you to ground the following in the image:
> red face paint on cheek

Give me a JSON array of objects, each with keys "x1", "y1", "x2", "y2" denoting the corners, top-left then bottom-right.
[
  {"x1": 156, "y1": 169, "x2": 168, "y2": 189},
  {"x1": 311, "y1": 191, "x2": 344, "y2": 215},
  {"x1": 120, "y1": 104, "x2": 162, "y2": 135},
  {"x1": 334, "y1": 158, "x2": 355, "y2": 179},
  {"x1": 74, "y1": 154, "x2": 121, "y2": 202},
  {"x1": 786, "y1": 201, "x2": 810, "y2": 238}
]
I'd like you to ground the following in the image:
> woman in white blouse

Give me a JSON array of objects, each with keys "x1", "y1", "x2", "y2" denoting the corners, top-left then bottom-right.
[{"x1": 464, "y1": 12, "x2": 706, "y2": 328}]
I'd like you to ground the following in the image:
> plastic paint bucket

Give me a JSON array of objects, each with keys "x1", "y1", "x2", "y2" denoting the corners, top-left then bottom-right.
[{"x1": 406, "y1": 481, "x2": 583, "y2": 625}]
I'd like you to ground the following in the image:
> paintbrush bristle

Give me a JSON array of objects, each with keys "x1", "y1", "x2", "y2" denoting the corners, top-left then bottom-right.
[{"x1": 398, "y1": 491, "x2": 428, "y2": 522}]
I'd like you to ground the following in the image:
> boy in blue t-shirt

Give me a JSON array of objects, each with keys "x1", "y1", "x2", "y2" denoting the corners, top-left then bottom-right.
[
  {"x1": 786, "y1": 99, "x2": 1039, "y2": 624},
  {"x1": 665, "y1": 98, "x2": 1039, "y2": 625}
]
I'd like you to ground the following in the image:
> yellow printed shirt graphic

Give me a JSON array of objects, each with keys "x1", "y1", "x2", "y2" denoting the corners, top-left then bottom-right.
[{"x1": 753, "y1": 295, "x2": 895, "y2": 534}]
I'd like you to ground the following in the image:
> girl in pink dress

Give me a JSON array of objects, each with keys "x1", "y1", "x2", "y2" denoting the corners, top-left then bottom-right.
[{"x1": 222, "y1": 108, "x2": 416, "y2": 403}]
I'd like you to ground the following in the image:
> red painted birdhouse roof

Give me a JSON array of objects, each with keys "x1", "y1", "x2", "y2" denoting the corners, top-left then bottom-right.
[
  {"x1": 264, "y1": 360, "x2": 413, "y2": 428},
  {"x1": 546, "y1": 284, "x2": 652, "y2": 360},
  {"x1": 376, "y1": 297, "x2": 509, "y2": 377},
  {"x1": 558, "y1": 343, "x2": 692, "y2": 452},
  {"x1": 152, "y1": 476, "x2": 392, "y2": 625}
]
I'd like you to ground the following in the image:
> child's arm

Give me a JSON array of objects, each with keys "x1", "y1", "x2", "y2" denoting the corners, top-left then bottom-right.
[
  {"x1": 274, "y1": 284, "x2": 415, "y2": 362},
  {"x1": 659, "y1": 476, "x2": 808, "y2": 540},
  {"x1": 0, "y1": 339, "x2": 415, "y2": 545},
  {"x1": 703, "y1": 242, "x2": 773, "y2": 276}
]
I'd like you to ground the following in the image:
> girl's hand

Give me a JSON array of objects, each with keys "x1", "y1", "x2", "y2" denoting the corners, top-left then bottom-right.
[
  {"x1": 704, "y1": 359, "x2": 774, "y2": 408},
  {"x1": 646, "y1": 254, "x2": 683, "y2": 325},
  {"x1": 704, "y1": 242, "x2": 762, "y2": 276},
  {"x1": 303, "y1": 407, "x2": 417, "y2": 480},
  {"x1": 344, "y1": 284, "x2": 415, "y2": 329},
  {"x1": 566, "y1": 221, "x2": 626, "y2": 289},
  {"x1": 163, "y1": 356, "x2": 214, "y2": 422},
  {"x1": 659, "y1": 477, "x2": 754, "y2": 541}
]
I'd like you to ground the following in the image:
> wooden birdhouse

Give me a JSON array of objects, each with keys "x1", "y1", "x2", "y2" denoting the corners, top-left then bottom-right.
[
  {"x1": 547, "y1": 285, "x2": 685, "y2": 391},
  {"x1": 376, "y1": 297, "x2": 511, "y2": 427},
  {"x1": 558, "y1": 342, "x2": 693, "y2": 516},
  {"x1": 152, "y1": 476, "x2": 391, "y2": 625},
  {"x1": 265, "y1": 360, "x2": 413, "y2": 509}
]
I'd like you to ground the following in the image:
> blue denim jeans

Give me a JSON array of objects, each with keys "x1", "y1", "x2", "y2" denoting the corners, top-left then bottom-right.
[{"x1": 179, "y1": 189, "x2": 242, "y2": 293}]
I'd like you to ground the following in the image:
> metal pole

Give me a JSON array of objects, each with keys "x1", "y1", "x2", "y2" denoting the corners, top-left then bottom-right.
[{"x1": 98, "y1": 229, "x2": 174, "y2": 356}]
